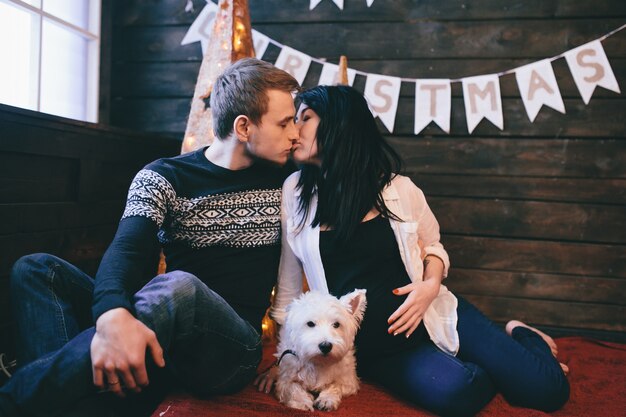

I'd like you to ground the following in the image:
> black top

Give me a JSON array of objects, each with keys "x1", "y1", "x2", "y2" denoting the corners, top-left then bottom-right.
[
  {"x1": 92, "y1": 147, "x2": 291, "y2": 331},
  {"x1": 320, "y1": 215, "x2": 426, "y2": 359}
]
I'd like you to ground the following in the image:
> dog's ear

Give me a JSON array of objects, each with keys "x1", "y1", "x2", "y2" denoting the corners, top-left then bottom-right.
[{"x1": 340, "y1": 289, "x2": 367, "y2": 324}]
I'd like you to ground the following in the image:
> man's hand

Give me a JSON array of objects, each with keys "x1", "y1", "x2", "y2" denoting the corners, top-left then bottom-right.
[{"x1": 91, "y1": 308, "x2": 165, "y2": 397}]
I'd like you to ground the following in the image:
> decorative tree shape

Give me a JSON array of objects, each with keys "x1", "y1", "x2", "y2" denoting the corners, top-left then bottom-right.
[{"x1": 181, "y1": 0, "x2": 255, "y2": 154}]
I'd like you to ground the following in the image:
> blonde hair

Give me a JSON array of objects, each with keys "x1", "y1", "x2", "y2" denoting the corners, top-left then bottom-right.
[{"x1": 210, "y1": 58, "x2": 300, "y2": 139}]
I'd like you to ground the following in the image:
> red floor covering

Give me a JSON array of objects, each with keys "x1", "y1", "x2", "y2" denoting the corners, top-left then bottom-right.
[{"x1": 151, "y1": 337, "x2": 626, "y2": 417}]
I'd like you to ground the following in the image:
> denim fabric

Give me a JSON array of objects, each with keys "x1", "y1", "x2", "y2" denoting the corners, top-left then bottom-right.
[
  {"x1": 0, "y1": 254, "x2": 262, "y2": 417},
  {"x1": 359, "y1": 296, "x2": 570, "y2": 417}
]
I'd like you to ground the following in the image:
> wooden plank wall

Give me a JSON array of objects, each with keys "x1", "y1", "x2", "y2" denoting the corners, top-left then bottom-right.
[
  {"x1": 0, "y1": 104, "x2": 180, "y2": 357},
  {"x1": 110, "y1": 1, "x2": 626, "y2": 341}
]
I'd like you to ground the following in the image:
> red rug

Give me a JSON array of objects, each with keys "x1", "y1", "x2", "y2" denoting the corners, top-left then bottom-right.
[{"x1": 151, "y1": 337, "x2": 626, "y2": 417}]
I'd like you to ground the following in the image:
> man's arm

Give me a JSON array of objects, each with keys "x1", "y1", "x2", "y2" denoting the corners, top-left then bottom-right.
[{"x1": 90, "y1": 168, "x2": 173, "y2": 395}]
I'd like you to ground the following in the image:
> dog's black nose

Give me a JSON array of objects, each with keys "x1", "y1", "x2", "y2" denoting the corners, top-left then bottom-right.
[{"x1": 318, "y1": 342, "x2": 333, "y2": 355}]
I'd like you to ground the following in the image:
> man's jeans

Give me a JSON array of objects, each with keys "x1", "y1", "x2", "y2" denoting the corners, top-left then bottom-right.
[{"x1": 0, "y1": 254, "x2": 262, "y2": 416}]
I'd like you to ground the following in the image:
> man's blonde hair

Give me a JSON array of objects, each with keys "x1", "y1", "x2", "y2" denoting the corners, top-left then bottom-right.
[{"x1": 210, "y1": 58, "x2": 300, "y2": 139}]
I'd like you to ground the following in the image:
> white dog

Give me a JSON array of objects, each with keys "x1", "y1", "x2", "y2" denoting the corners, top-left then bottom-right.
[{"x1": 274, "y1": 289, "x2": 367, "y2": 411}]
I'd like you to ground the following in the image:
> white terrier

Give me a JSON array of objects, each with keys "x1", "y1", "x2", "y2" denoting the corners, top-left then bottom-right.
[{"x1": 275, "y1": 289, "x2": 367, "y2": 411}]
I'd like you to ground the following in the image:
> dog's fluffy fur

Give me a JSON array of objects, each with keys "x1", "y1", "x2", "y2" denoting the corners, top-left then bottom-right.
[{"x1": 275, "y1": 289, "x2": 367, "y2": 411}]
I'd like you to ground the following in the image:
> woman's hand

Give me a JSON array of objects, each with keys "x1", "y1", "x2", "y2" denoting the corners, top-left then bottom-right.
[
  {"x1": 254, "y1": 366, "x2": 279, "y2": 394},
  {"x1": 387, "y1": 279, "x2": 440, "y2": 338}
]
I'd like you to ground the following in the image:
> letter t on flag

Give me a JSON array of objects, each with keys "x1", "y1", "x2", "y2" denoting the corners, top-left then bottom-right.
[
  {"x1": 462, "y1": 74, "x2": 504, "y2": 134},
  {"x1": 414, "y1": 79, "x2": 451, "y2": 134},
  {"x1": 515, "y1": 59, "x2": 565, "y2": 122}
]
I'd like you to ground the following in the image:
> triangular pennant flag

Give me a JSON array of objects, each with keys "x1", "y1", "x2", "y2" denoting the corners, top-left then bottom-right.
[
  {"x1": 274, "y1": 46, "x2": 312, "y2": 85},
  {"x1": 251, "y1": 29, "x2": 270, "y2": 59},
  {"x1": 318, "y1": 62, "x2": 356, "y2": 86},
  {"x1": 564, "y1": 40, "x2": 620, "y2": 104},
  {"x1": 310, "y1": 0, "x2": 343, "y2": 9},
  {"x1": 366, "y1": 0, "x2": 374, "y2": 6},
  {"x1": 364, "y1": 74, "x2": 401, "y2": 133},
  {"x1": 515, "y1": 59, "x2": 565, "y2": 122},
  {"x1": 180, "y1": 1, "x2": 219, "y2": 54},
  {"x1": 462, "y1": 74, "x2": 504, "y2": 133},
  {"x1": 414, "y1": 79, "x2": 451, "y2": 134}
]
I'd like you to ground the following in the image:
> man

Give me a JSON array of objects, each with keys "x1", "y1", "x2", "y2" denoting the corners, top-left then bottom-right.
[{"x1": 0, "y1": 58, "x2": 299, "y2": 416}]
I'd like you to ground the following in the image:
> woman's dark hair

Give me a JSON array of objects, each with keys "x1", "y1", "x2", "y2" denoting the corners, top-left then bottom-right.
[{"x1": 295, "y1": 85, "x2": 403, "y2": 243}]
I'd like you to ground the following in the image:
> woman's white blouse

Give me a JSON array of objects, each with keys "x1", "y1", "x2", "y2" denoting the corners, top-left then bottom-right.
[{"x1": 270, "y1": 172, "x2": 459, "y2": 356}]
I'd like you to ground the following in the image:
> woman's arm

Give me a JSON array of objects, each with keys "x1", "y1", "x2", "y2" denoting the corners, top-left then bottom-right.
[
  {"x1": 387, "y1": 178, "x2": 448, "y2": 337},
  {"x1": 269, "y1": 179, "x2": 305, "y2": 325}
]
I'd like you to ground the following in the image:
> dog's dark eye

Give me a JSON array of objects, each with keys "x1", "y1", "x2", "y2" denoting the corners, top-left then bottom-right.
[
  {"x1": 333, "y1": 322, "x2": 340, "y2": 328},
  {"x1": 307, "y1": 321, "x2": 316, "y2": 327}
]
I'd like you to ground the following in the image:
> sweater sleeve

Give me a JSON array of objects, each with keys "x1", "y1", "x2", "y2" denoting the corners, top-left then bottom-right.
[{"x1": 91, "y1": 169, "x2": 175, "y2": 322}]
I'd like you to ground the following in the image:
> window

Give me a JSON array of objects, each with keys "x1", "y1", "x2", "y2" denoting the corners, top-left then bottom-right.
[{"x1": 0, "y1": 0, "x2": 101, "y2": 122}]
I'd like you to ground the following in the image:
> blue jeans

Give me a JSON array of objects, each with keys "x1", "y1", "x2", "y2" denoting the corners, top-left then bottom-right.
[
  {"x1": 359, "y1": 296, "x2": 570, "y2": 417},
  {"x1": 0, "y1": 254, "x2": 262, "y2": 417}
]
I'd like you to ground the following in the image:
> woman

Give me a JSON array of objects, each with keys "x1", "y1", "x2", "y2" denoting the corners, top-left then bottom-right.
[{"x1": 257, "y1": 85, "x2": 569, "y2": 417}]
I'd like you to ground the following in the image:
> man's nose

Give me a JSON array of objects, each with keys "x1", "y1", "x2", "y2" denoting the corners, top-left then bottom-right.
[{"x1": 288, "y1": 123, "x2": 299, "y2": 143}]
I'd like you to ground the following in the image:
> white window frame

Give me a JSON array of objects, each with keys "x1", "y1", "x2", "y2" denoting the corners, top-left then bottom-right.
[{"x1": 0, "y1": 0, "x2": 101, "y2": 122}]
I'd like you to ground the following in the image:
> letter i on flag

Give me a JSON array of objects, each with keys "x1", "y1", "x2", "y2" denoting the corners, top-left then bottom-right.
[
  {"x1": 564, "y1": 40, "x2": 621, "y2": 104},
  {"x1": 462, "y1": 74, "x2": 504, "y2": 134},
  {"x1": 364, "y1": 74, "x2": 402, "y2": 133},
  {"x1": 318, "y1": 62, "x2": 357, "y2": 86},
  {"x1": 414, "y1": 79, "x2": 451, "y2": 134},
  {"x1": 515, "y1": 59, "x2": 565, "y2": 122}
]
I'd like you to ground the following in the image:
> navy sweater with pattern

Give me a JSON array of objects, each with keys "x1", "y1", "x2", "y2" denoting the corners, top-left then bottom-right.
[{"x1": 92, "y1": 147, "x2": 290, "y2": 331}]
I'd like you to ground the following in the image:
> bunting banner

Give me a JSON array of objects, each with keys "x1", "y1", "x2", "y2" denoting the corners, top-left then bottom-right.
[
  {"x1": 181, "y1": 5, "x2": 624, "y2": 134},
  {"x1": 414, "y1": 79, "x2": 451, "y2": 134},
  {"x1": 274, "y1": 46, "x2": 312, "y2": 85},
  {"x1": 364, "y1": 74, "x2": 402, "y2": 133},
  {"x1": 462, "y1": 74, "x2": 504, "y2": 134},
  {"x1": 564, "y1": 40, "x2": 621, "y2": 105},
  {"x1": 515, "y1": 59, "x2": 565, "y2": 122},
  {"x1": 310, "y1": 0, "x2": 373, "y2": 10},
  {"x1": 318, "y1": 62, "x2": 357, "y2": 86}
]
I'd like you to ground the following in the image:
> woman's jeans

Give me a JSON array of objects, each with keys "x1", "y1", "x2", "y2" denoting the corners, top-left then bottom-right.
[
  {"x1": 0, "y1": 253, "x2": 262, "y2": 416},
  {"x1": 360, "y1": 296, "x2": 570, "y2": 417}
]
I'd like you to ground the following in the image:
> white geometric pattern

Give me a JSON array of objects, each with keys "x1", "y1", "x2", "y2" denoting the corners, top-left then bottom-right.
[{"x1": 122, "y1": 169, "x2": 281, "y2": 248}]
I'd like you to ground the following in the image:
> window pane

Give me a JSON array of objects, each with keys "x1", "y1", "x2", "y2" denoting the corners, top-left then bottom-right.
[
  {"x1": 0, "y1": 3, "x2": 38, "y2": 110},
  {"x1": 40, "y1": 20, "x2": 88, "y2": 120},
  {"x1": 43, "y1": 0, "x2": 90, "y2": 30}
]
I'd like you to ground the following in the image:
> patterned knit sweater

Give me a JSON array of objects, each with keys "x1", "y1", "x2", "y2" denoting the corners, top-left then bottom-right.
[{"x1": 92, "y1": 147, "x2": 291, "y2": 330}]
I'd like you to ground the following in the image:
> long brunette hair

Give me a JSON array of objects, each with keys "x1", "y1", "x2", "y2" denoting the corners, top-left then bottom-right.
[{"x1": 295, "y1": 85, "x2": 403, "y2": 243}]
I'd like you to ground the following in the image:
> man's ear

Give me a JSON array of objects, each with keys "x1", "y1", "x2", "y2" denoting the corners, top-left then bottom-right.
[{"x1": 233, "y1": 115, "x2": 250, "y2": 142}]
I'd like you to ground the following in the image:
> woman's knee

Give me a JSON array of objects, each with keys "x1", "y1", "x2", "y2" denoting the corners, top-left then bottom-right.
[
  {"x1": 506, "y1": 375, "x2": 570, "y2": 412},
  {"x1": 412, "y1": 363, "x2": 495, "y2": 417}
]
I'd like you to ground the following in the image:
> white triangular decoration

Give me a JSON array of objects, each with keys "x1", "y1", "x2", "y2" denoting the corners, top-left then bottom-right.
[
  {"x1": 564, "y1": 40, "x2": 621, "y2": 104},
  {"x1": 180, "y1": 1, "x2": 218, "y2": 54},
  {"x1": 515, "y1": 59, "x2": 565, "y2": 122},
  {"x1": 462, "y1": 74, "x2": 504, "y2": 133}
]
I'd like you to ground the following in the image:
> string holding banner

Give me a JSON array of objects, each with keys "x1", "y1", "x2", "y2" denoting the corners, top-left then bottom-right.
[{"x1": 181, "y1": 3, "x2": 624, "y2": 134}]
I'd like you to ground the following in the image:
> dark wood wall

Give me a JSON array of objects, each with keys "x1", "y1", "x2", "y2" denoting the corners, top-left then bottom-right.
[
  {"x1": 0, "y1": 104, "x2": 180, "y2": 357},
  {"x1": 110, "y1": 0, "x2": 626, "y2": 340}
]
